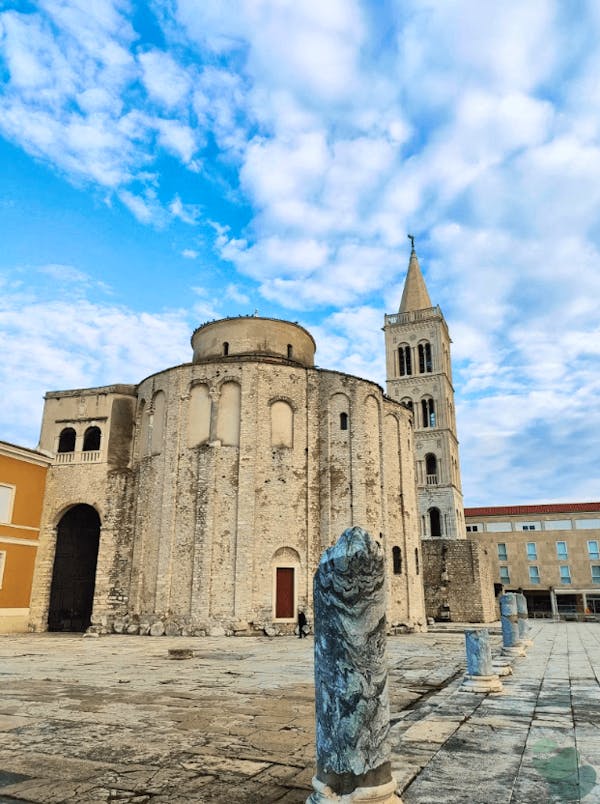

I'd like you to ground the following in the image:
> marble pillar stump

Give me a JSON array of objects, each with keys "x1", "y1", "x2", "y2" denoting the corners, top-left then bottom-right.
[
  {"x1": 516, "y1": 592, "x2": 533, "y2": 646},
  {"x1": 308, "y1": 527, "x2": 399, "y2": 804},
  {"x1": 500, "y1": 593, "x2": 526, "y2": 657},
  {"x1": 460, "y1": 629, "x2": 503, "y2": 693}
]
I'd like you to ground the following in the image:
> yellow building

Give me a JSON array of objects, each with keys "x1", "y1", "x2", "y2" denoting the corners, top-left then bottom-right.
[{"x1": 0, "y1": 440, "x2": 51, "y2": 633}]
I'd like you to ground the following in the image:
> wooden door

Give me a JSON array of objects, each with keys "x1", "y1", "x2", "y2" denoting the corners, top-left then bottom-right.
[{"x1": 275, "y1": 567, "x2": 294, "y2": 618}]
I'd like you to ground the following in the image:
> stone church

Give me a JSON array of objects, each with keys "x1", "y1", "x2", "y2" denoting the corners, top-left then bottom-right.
[{"x1": 29, "y1": 315, "x2": 428, "y2": 635}]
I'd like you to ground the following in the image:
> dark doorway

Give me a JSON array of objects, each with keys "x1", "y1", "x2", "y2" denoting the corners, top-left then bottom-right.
[
  {"x1": 429, "y1": 507, "x2": 442, "y2": 538},
  {"x1": 275, "y1": 567, "x2": 294, "y2": 618},
  {"x1": 48, "y1": 504, "x2": 100, "y2": 632}
]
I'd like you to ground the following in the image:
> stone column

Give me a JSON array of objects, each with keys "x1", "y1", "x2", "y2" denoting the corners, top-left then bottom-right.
[
  {"x1": 500, "y1": 593, "x2": 525, "y2": 657},
  {"x1": 516, "y1": 592, "x2": 533, "y2": 646},
  {"x1": 309, "y1": 527, "x2": 398, "y2": 804},
  {"x1": 460, "y1": 629, "x2": 503, "y2": 693},
  {"x1": 550, "y1": 588, "x2": 558, "y2": 620}
]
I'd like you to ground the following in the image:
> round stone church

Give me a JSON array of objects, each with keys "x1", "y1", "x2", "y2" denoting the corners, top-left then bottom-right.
[{"x1": 29, "y1": 316, "x2": 426, "y2": 635}]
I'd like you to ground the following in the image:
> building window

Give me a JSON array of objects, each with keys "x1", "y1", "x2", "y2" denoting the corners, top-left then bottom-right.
[
  {"x1": 401, "y1": 397, "x2": 413, "y2": 412},
  {"x1": 340, "y1": 412, "x2": 348, "y2": 431},
  {"x1": 421, "y1": 397, "x2": 435, "y2": 428},
  {"x1": 499, "y1": 566, "x2": 510, "y2": 584},
  {"x1": 425, "y1": 453, "x2": 437, "y2": 484},
  {"x1": 287, "y1": 344, "x2": 293, "y2": 359},
  {"x1": 223, "y1": 341, "x2": 229, "y2": 356},
  {"x1": 529, "y1": 566, "x2": 541, "y2": 584},
  {"x1": 0, "y1": 550, "x2": 5, "y2": 589},
  {"x1": 588, "y1": 540, "x2": 600, "y2": 560},
  {"x1": 398, "y1": 344, "x2": 412, "y2": 376},
  {"x1": 522, "y1": 524, "x2": 537, "y2": 531},
  {"x1": 559, "y1": 566, "x2": 572, "y2": 585},
  {"x1": 392, "y1": 546, "x2": 402, "y2": 575},
  {"x1": 526, "y1": 542, "x2": 537, "y2": 560},
  {"x1": 556, "y1": 541, "x2": 568, "y2": 560},
  {"x1": 575, "y1": 518, "x2": 600, "y2": 529},
  {"x1": 0, "y1": 485, "x2": 15, "y2": 524},
  {"x1": 57, "y1": 427, "x2": 76, "y2": 453},
  {"x1": 497, "y1": 543, "x2": 508, "y2": 561},
  {"x1": 592, "y1": 566, "x2": 600, "y2": 584},
  {"x1": 82, "y1": 426, "x2": 101, "y2": 452},
  {"x1": 415, "y1": 547, "x2": 420, "y2": 575},
  {"x1": 428, "y1": 507, "x2": 442, "y2": 538},
  {"x1": 418, "y1": 341, "x2": 432, "y2": 373},
  {"x1": 466, "y1": 524, "x2": 482, "y2": 533}
]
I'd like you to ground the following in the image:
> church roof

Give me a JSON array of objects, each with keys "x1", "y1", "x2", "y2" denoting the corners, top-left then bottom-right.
[
  {"x1": 399, "y1": 247, "x2": 433, "y2": 313},
  {"x1": 465, "y1": 502, "x2": 600, "y2": 517}
]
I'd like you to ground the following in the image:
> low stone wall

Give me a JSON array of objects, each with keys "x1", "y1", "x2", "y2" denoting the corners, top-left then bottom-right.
[
  {"x1": 86, "y1": 612, "x2": 305, "y2": 638},
  {"x1": 422, "y1": 539, "x2": 496, "y2": 623}
]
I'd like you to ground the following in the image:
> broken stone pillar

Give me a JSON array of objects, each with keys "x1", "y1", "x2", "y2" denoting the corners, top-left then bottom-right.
[
  {"x1": 500, "y1": 593, "x2": 526, "y2": 657},
  {"x1": 460, "y1": 628, "x2": 503, "y2": 693},
  {"x1": 308, "y1": 527, "x2": 398, "y2": 804},
  {"x1": 516, "y1": 592, "x2": 533, "y2": 646}
]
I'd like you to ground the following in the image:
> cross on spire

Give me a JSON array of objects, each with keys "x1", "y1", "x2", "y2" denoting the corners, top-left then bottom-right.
[{"x1": 408, "y1": 233, "x2": 415, "y2": 252}]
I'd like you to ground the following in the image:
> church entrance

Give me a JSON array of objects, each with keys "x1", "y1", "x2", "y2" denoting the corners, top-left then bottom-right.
[
  {"x1": 275, "y1": 567, "x2": 295, "y2": 619},
  {"x1": 48, "y1": 504, "x2": 100, "y2": 632}
]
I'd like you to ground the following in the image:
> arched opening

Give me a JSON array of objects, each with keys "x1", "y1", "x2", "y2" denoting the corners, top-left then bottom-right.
[
  {"x1": 421, "y1": 397, "x2": 435, "y2": 428},
  {"x1": 270, "y1": 400, "x2": 293, "y2": 448},
  {"x1": 429, "y1": 507, "x2": 442, "y2": 538},
  {"x1": 425, "y1": 453, "x2": 438, "y2": 484},
  {"x1": 82, "y1": 426, "x2": 101, "y2": 452},
  {"x1": 287, "y1": 344, "x2": 293, "y2": 359},
  {"x1": 418, "y1": 341, "x2": 432, "y2": 373},
  {"x1": 392, "y1": 546, "x2": 402, "y2": 575},
  {"x1": 340, "y1": 412, "x2": 348, "y2": 431},
  {"x1": 401, "y1": 397, "x2": 413, "y2": 412},
  {"x1": 57, "y1": 427, "x2": 76, "y2": 453},
  {"x1": 398, "y1": 344, "x2": 412, "y2": 376},
  {"x1": 48, "y1": 504, "x2": 101, "y2": 632},
  {"x1": 223, "y1": 341, "x2": 229, "y2": 356}
]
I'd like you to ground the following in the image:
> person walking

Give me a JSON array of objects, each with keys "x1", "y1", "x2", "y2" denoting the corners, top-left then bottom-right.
[{"x1": 298, "y1": 609, "x2": 307, "y2": 638}]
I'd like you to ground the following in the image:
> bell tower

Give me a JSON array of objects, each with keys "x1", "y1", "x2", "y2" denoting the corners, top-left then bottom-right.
[{"x1": 384, "y1": 239, "x2": 465, "y2": 540}]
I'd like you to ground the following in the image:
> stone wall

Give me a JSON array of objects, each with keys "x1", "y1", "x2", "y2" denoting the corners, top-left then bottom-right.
[{"x1": 422, "y1": 539, "x2": 496, "y2": 623}]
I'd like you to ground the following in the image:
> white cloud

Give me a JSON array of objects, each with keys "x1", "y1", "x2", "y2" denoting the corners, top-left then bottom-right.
[{"x1": 138, "y1": 48, "x2": 192, "y2": 108}]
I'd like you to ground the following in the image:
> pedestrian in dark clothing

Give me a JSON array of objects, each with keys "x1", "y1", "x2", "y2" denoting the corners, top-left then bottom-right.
[{"x1": 298, "y1": 609, "x2": 307, "y2": 638}]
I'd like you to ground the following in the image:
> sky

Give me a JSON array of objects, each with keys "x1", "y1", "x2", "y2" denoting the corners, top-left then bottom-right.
[{"x1": 1, "y1": 0, "x2": 600, "y2": 507}]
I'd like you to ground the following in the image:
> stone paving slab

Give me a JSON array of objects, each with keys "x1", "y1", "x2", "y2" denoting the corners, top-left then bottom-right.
[{"x1": 1, "y1": 623, "x2": 599, "y2": 802}]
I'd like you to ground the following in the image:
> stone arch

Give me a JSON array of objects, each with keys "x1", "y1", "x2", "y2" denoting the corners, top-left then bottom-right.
[
  {"x1": 57, "y1": 427, "x2": 76, "y2": 453},
  {"x1": 271, "y1": 547, "x2": 300, "y2": 621},
  {"x1": 48, "y1": 503, "x2": 101, "y2": 633},
  {"x1": 188, "y1": 383, "x2": 211, "y2": 447},
  {"x1": 216, "y1": 380, "x2": 241, "y2": 446},
  {"x1": 270, "y1": 399, "x2": 294, "y2": 448},
  {"x1": 82, "y1": 426, "x2": 101, "y2": 452}
]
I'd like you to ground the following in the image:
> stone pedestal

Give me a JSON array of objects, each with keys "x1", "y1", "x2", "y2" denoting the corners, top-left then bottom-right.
[
  {"x1": 500, "y1": 593, "x2": 526, "y2": 657},
  {"x1": 308, "y1": 527, "x2": 399, "y2": 804},
  {"x1": 516, "y1": 593, "x2": 533, "y2": 646},
  {"x1": 460, "y1": 629, "x2": 503, "y2": 693}
]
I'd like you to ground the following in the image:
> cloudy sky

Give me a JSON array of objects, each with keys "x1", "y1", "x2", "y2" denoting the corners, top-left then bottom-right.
[{"x1": 1, "y1": 0, "x2": 599, "y2": 506}]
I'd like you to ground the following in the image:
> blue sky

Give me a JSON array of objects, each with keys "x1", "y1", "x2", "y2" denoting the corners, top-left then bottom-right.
[{"x1": 1, "y1": 0, "x2": 600, "y2": 506}]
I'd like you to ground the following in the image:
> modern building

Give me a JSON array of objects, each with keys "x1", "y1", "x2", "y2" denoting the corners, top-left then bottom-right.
[
  {"x1": 0, "y1": 440, "x2": 51, "y2": 633},
  {"x1": 384, "y1": 244, "x2": 496, "y2": 623},
  {"x1": 465, "y1": 503, "x2": 600, "y2": 619},
  {"x1": 29, "y1": 316, "x2": 427, "y2": 635}
]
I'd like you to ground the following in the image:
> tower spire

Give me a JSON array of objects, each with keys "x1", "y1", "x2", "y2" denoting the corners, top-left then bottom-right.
[{"x1": 399, "y1": 238, "x2": 432, "y2": 313}]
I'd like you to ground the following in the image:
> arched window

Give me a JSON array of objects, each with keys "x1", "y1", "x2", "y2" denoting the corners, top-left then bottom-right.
[
  {"x1": 287, "y1": 344, "x2": 293, "y2": 359},
  {"x1": 398, "y1": 344, "x2": 412, "y2": 376},
  {"x1": 418, "y1": 341, "x2": 432, "y2": 373},
  {"x1": 223, "y1": 341, "x2": 229, "y2": 356},
  {"x1": 340, "y1": 412, "x2": 348, "y2": 431},
  {"x1": 188, "y1": 384, "x2": 211, "y2": 447},
  {"x1": 425, "y1": 453, "x2": 437, "y2": 484},
  {"x1": 82, "y1": 426, "x2": 101, "y2": 452},
  {"x1": 429, "y1": 507, "x2": 442, "y2": 538},
  {"x1": 151, "y1": 390, "x2": 166, "y2": 455},
  {"x1": 216, "y1": 381, "x2": 241, "y2": 446},
  {"x1": 57, "y1": 427, "x2": 76, "y2": 453},
  {"x1": 421, "y1": 397, "x2": 435, "y2": 428},
  {"x1": 392, "y1": 546, "x2": 402, "y2": 575},
  {"x1": 415, "y1": 547, "x2": 420, "y2": 574},
  {"x1": 401, "y1": 397, "x2": 413, "y2": 412},
  {"x1": 271, "y1": 400, "x2": 293, "y2": 448}
]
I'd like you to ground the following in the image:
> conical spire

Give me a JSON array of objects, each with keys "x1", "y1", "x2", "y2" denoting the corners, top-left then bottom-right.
[{"x1": 399, "y1": 237, "x2": 432, "y2": 313}]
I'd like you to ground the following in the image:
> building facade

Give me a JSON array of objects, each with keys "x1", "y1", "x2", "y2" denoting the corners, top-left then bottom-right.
[
  {"x1": 0, "y1": 440, "x2": 51, "y2": 633},
  {"x1": 466, "y1": 503, "x2": 600, "y2": 619},
  {"x1": 383, "y1": 245, "x2": 465, "y2": 540},
  {"x1": 29, "y1": 316, "x2": 427, "y2": 635}
]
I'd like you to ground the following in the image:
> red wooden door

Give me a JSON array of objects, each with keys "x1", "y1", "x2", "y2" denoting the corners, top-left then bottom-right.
[{"x1": 276, "y1": 567, "x2": 294, "y2": 618}]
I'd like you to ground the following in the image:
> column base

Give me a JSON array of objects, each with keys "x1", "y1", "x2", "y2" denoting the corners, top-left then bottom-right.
[
  {"x1": 459, "y1": 673, "x2": 503, "y2": 694},
  {"x1": 492, "y1": 662, "x2": 513, "y2": 677},
  {"x1": 502, "y1": 645, "x2": 526, "y2": 657},
  {"x1": 307, "y1": 776, "x2": 400, "y2": 803}
]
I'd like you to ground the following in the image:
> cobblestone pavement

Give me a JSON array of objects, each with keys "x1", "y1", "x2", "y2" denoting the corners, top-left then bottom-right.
[{"x1": 0, "y1": 622, "x2": 598, "y2": 803}]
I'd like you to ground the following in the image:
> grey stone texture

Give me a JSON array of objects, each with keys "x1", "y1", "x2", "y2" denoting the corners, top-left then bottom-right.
[
  {"x1": 422, "y1": 539, "x2": 497, "y2": 623},
  {"x1": 311, "y1": 528, "x2": 395, "y2": 798},
  {"x1": 29, "y1": 317, "x2": 426, "y2": 637},
  {"x1": 500, "y1": 592, "x2": 522, "y2": 649}
]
